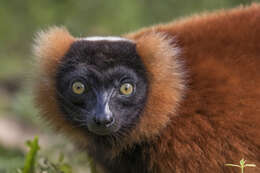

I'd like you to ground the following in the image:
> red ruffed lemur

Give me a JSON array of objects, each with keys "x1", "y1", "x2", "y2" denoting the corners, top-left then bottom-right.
[{"x1": 33, "y1": 4, "x2": 260, "y2": 173}]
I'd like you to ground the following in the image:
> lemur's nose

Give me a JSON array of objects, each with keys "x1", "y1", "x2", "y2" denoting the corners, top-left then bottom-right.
[{"x1": 93, "y1": 113, "x2": 114, "y2": 127}]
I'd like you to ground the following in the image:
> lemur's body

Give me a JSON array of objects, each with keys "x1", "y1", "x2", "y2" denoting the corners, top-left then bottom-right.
[{"x1": 34, "y1": 4, "x2": 260, "y2": 173}]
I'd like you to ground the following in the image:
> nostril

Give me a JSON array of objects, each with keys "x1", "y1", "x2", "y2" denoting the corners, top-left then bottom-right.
[
  {"x1": 104, "y1": 116, "x2": 114, "y2": 126},
  {"x1": 93, "y1": 117, "x2": 101, "y2": 125}
]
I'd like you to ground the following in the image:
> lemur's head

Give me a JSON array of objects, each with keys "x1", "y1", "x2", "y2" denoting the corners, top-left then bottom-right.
[
  {"x1": 33, "y1": 27, "x2": 185, "y2": 151},
  {"x1": 56, "y1": 37, "x2": 148, "y2": 136}
]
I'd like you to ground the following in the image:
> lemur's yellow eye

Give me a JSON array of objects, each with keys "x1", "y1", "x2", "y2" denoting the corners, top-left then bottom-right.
[
  {"x1": 120, "y1": 83, "x2": 134, "y2": 96},
  {"x1": 72, "y1": 82, "x2": 85, "y2": 95}
]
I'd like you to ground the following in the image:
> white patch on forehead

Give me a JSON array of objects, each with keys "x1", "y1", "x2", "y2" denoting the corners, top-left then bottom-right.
[{"x1": 80, "y1": 36, "x2": 133, "y2": 42}]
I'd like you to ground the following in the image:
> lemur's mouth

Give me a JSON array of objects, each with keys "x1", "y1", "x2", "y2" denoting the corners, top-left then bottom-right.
[
  {"x1": 88, "y1": 126, "x2": 114, "y2": 136},
  {"x1": 87, "y1": 116, "x2": 119, "y2": 136}
]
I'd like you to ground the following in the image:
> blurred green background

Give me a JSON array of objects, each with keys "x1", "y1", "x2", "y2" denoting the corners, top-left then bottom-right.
[{"x1": 0, "y1": 0, "x2": 258, "y2": 172}]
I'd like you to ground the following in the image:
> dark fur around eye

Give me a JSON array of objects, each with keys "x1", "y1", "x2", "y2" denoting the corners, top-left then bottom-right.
[{"x1": 55, "y1": 40, "x2": 149, "y2": 143}]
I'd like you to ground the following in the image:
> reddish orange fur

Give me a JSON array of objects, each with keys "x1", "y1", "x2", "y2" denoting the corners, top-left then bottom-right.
[
  {"x1": 127, "y1": 32, "x2": 185, "y2": 143},
  {"x1": 34, "y1": 4, "x2": 260, "y2": 173},
  {"x1": 33, "y1": 27, "x2": 92, "y2": 146},
  {"x1": 126, "y1": 4, "x2": 260, "y2": 172}
]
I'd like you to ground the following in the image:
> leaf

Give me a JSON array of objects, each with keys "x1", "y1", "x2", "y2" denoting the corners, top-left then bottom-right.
[
  {"x1": 58, "y1": 163, "x2": 73, "y2": 173},
  {"x1": 22, "y1": 137, "x2": 40, "y2": 173},
  {"x1": 240, "y1": 158, "x2": 246, "y2": 166},
  {"x1": 58, "y1": 153, "x2": 65, "y2": 163},
  {"x1": 225, "y1": 164, "x2": 241, "y2": 168},
  {"x1": 245, "y1": 164, "x2": 256, "y2": 167}
]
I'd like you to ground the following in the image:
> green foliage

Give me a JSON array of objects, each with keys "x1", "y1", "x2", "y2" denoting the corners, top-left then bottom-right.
[
  {"x1": 11, "y1": 87, "x2": 40, "y2": 126},
  {"x1": 0, "y1": 146, "x2": 24, "y2": 172},
  {"x1": 225, "y1": 158, "x2": 256, "y2": 173},
  {"x1": 17, "y1": 137, "x2": 80, "y2": 173},
  {"x1": 22, "y1": 137, "x2": 40, "y2": 173},
  {"x1": 36, "y1": 154, "x2": 73, "y2": 173},
  {"x1": 0, "y1": 0, "x2": 257, "y2": 82}
]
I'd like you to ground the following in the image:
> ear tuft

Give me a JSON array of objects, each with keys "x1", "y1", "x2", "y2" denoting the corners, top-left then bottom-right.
[
  {"x1": 33, "y1": 26, "x2": 75, "y2": 77},
  {"x1": 33, "y1": 27, "x2": 84, "y2": 142},
  {"x1": 126, "y1": 32, "x2": 186, "y2": 142}
]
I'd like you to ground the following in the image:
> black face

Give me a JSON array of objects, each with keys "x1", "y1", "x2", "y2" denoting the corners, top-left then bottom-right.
[{"x1": 56, "y1": 40, "x2": 148, "y2": 138}]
